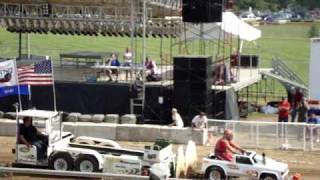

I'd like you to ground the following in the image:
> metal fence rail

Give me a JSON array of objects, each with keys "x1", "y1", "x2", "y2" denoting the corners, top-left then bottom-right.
[{"x1": 208, "y1": 119, "x2": 320, "y2": 151}]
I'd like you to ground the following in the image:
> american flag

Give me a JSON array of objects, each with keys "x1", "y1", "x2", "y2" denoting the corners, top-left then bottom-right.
[{"x1": 18, "y1": 60, "x2": 53, "y2": 86}]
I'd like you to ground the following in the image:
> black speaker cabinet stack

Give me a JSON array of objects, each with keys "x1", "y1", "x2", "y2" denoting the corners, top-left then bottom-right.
[
  {"x1": 182, "y1": 0, "x2": 224, "y2": 23},
  {"x1": 173, "y1": 56, "x2": 213, "y2": 125}
]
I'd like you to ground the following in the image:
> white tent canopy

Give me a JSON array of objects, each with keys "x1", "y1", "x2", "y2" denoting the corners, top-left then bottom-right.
[{"x1": 182, "y1": 11, "x2": 262, "y2": 42}]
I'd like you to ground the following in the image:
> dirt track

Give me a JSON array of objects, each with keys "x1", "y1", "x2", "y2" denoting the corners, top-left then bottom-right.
[{"x1": 0, "y1": 136, "x2": 320, "y2": 179}]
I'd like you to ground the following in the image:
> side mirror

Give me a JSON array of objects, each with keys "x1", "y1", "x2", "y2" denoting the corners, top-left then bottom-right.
[{"x1": 262, "y1": 153, "x2": 266, "y2": 165}]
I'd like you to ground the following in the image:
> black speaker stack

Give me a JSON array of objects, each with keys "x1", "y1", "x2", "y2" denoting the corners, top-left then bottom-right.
[
  {"x1": 182, "y1": 0, "x2": 224, "y2": 23},
  {"x1": 239, "y1": 55, "x2": 260, "y2": 68},
  {"x1": 173, "y1": 56, "x2": 212, "y2": 126}
]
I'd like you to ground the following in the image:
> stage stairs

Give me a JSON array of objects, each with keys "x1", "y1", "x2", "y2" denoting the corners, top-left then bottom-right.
[
  {"x1": 130, "y1": 80, "x2": 145, "y2": 123},
  {"x1": 261, "y1": 58, "x2": 308, "y2": 95}
]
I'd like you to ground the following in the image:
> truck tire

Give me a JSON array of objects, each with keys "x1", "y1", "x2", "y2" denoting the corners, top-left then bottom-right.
[
  {"x1": 49, "y1": 152, "x2": 74, "y2": 171},
  {"x1": 205, "y1": 166, "x2": 226, "y2": 180},
  {"x1": 75, "y1": 155, "x2": 99, "y2": 172},
  {"x1": 260, "y1": 174, "x2": 277, "y2": 180}
]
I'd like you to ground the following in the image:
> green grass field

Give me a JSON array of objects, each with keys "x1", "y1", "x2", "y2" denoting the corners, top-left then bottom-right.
[{"x1": 0, "y1": 22, "x2": 317, "y2": 83}]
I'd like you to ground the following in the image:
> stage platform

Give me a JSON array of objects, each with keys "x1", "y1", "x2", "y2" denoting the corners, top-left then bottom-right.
[
  {"x1": 53, "y1": 65, "x2": 173, "y2": 87},
  {"x1": 54, "y1": 66, "x2": 271, "y2": 90},
  {"x1": 212, "y1": 68, "x2": 273, "y2": 91}
]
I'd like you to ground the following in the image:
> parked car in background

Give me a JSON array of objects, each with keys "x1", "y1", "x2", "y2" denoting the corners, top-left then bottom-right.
[
  {"x1": 272, "y1": 13, "x2": 290, "y2": 24},
  {"x1": 290, "y1": 14, "x2": 303, "y2": 22},
  {"x1": 303, "y1": 14, "x2": 315, "y2": 22},
  {"x1": 240, "y1": 12, "x2": 261, "y2": 22}
]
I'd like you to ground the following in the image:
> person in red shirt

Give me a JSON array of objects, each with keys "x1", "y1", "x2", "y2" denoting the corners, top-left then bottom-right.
[
  {"x1": 278, "y1": 97, "x2": 291, "y2": 122},
  {"x1": 214, "y1": 129, "x2": 245, "y2": 161}
]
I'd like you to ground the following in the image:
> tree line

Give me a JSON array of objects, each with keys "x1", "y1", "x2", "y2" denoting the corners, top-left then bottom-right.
[{"x1": 236, "y1": 0, "x2": 320, "y2": 11}]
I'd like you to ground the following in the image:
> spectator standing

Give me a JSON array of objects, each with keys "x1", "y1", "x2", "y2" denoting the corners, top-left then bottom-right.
[
  {"x1": 169, "y1": 108, "x2": 184, "y2": 128},
  {"x1": 230, "y1": 48, "x2": 239, "y2": 67},
  {"x1": 297, "y1": 98, "x2": 309, "y2": 123},
  {"x1": 292, "y1": 88, "x2": 304, "y2": 122},
  {"x1": 278, "y1": 97, "x2": 291, "y2": 123},
  {"x1": 191, "y1": 112, "x2": 208, "y2": 129},
  {"x1": 123, "y1": 47, "x2": 133, "y2": 80},
  {"x1": 278, "y1": 97, "x2": 290, "y2": 137},
  {"x1": 123, "y1": 47, "x2": 133, "y2": 66},
  {"x1": 306, "y1": 112, "x2": 320, "y2": 143},
  {"x1": 297, "y1": 99, "x2": 309, "y2": 139}
]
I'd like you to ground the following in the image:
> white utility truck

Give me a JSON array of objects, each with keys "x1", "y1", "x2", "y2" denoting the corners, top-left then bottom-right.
[
  {"x1": 202, "y1": 151, "x2": 289, "y2": 180},
  {"x1": 13, "y1": 109, "x2": 175, "y2": 177}
]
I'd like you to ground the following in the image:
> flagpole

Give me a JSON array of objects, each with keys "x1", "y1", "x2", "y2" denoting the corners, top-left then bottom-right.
[
  {"x1": 14, "y1": 59, "x2": 22, "y2": 111},
  {"x1": 28, "y1": 84, "x2": 31, "y2": 108},
  {"x1": 49, "y1": 58, "x2": 57, "y2": 112}
]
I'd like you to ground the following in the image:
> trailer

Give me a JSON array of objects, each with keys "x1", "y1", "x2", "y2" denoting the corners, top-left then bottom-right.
[{"x1": 12, "y1": 109, "x2": 175, "y2": 177}]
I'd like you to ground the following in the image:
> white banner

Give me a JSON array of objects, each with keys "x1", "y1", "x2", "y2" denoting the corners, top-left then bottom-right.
[
  {"x1": 0, "y1": 60, "x2": 18, "y2": 87},
  {"x1": 310, "y1": 38, "x2": 320, "y2": 100}
]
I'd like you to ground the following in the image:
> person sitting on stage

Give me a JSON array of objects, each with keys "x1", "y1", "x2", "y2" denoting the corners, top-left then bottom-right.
[
  {"x1": 191, "y1": 112, "x2": 208, "y2": 129},
  {"x1": 106, "y1": 53, "x2": 121, "y2": 82},
  {"x1": 169, "y1": 108, "x2": 184, "y2": 128},
  {"x1": 214, "y1": 129, "x2": 245, "y2": 161},
  {"x1": 19, "y1": 116, "x2": 48, "y2": 160},
  {"x1": 145, "y1": 56, "x2": 160, "y2": 82}
]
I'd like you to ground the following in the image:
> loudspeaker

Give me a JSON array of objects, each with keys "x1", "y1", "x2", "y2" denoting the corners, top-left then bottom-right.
[
  {"x1": 239, "y1": 55, "x2": 259, "y2": 68},
  {"x1": 212, "y1": 90, "x2": 226, "y2": 119},
  {"x1": 174, "y1": 56, "x2": 212, "y2": 81},
  {"x1": 182, "y1": 0, "x2": 223, "y2": 23},
  {"x1": 173, "y1": 56, "x2": 213, "y2": 126}
]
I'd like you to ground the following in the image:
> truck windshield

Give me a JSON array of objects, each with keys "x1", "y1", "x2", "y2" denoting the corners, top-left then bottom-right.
[
  {"x1": 252, "y1": 155, "x2": 258, "y2": 163},
  {"x1": 32, "y1": 118, "x2": 47, "y2": 133},
  {"x1": 50, "y1": 115, "x2": 61, "y2": 144}
]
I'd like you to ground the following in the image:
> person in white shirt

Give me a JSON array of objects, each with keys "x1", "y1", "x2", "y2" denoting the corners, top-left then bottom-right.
[
  {"x1": 191, "y1": 112, "x2": 208, "y2": 129},
  {"x1": 123, "y1": 47, "x2": 133, "y2": 66},
  {"x1": 169, "y1": 108, "x2": 184, "y2": 128},
  {"x1": 123, "y1": 47, "x2": 133, "y2": 80}
]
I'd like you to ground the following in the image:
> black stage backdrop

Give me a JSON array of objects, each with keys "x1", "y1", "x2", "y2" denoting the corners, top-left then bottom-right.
[
  {"x1": 0, "y1": 82, "x2": 130, "y2": 115},
  {"x1": 0, "y1": 82, "x2": 173, "y2": 124}
]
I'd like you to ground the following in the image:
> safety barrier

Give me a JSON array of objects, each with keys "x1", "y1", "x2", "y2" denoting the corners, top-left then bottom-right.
[{"x1": 208, "y1": 119, "x2": 320, "y2": 151}]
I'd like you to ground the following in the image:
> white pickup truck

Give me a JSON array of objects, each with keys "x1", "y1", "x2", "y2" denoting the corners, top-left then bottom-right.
[{"x1": 202, "y1": 151, "x2": 289, "y2": 180}]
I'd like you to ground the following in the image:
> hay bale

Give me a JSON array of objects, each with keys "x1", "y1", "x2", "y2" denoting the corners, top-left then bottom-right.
[
  {"x1": 104, "y1": 114, "x2": 119, "y2": 123},
  {"x1": 120, "y1": 114, "x2": 137, "y2": 124},
  {"x1": 92, "y1": 114, "x2": 105, "y2": 123},
  {"x1": 0, "y1": 111, "x2": 4, "y2": 118},
  {"x1": 61, "y1": 112, "x2": 69, "y2": 122},
  {"x1": 3, "y1": 112, "x2": 16, "y2": 120},
  {"x1": 66, "y1": 112, "x2": 81, "y2": 122},
  {"x1": 78, "y1": 114, "x2": 92, "y2": 122}
]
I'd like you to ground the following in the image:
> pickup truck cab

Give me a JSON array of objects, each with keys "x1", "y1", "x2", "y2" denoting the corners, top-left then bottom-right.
[{"x1": 202, "y1": 151, "x2": 289, "y2": 180}]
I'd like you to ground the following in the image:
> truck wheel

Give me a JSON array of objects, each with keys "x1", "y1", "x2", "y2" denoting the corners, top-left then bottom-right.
[
  {"x1": 260, "y1": 174, "x2": 277, "y2": 180},
  {"x1": 49, "y1": 152, "x2": 74, "y2": 171},
  {"x1": 205, "y1": 166, "x2": 226, "y2": 180},
  {"x1": 75, "y1": 155, "x2": 99, "y2": 172}
]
